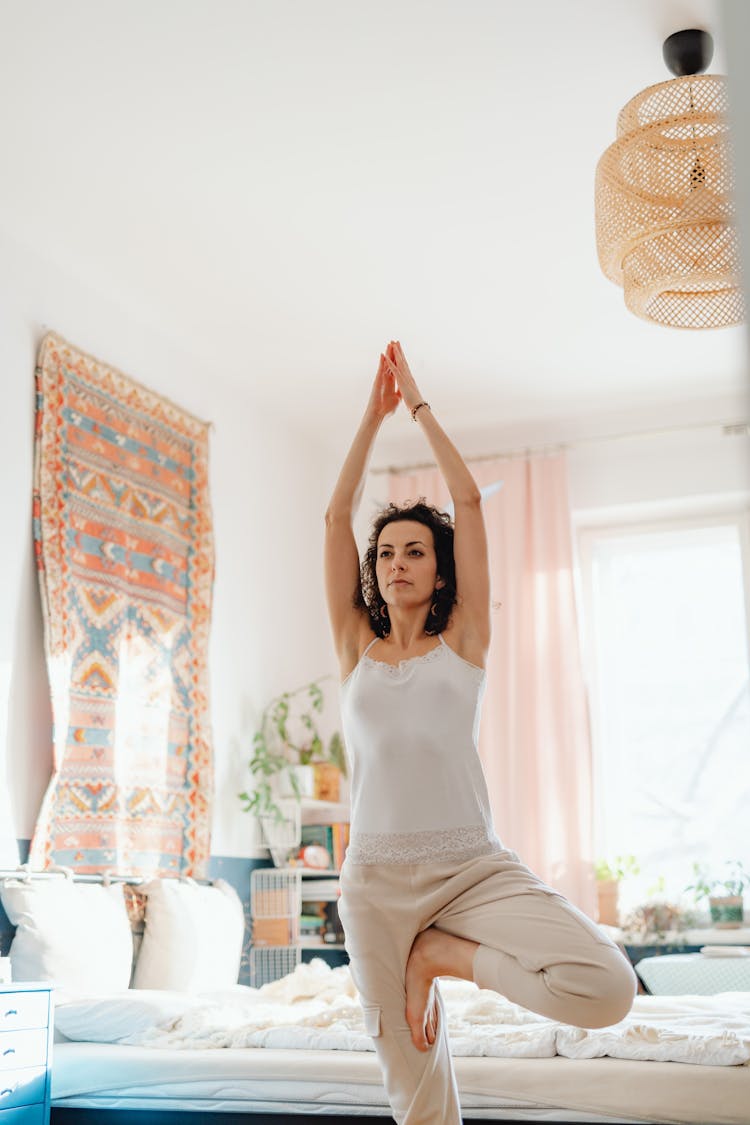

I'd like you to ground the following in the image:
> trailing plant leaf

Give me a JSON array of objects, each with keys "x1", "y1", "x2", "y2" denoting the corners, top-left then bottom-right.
[
  {"x1": 240, "y1": 674, "x2": 347, "y2": 824},
  {"x1": 309, "y1": 682, "x2": 324, "y2": 712}
]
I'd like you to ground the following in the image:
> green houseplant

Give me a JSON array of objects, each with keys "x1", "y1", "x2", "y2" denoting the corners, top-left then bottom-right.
[
  {"x1": 595, "y1": 855, "x2": 641, "y2": 883},
  {"x1": 684, "y1": 860, "x2": 749, "y2": 928},
  {"x1": 238, "y1": 676, "x2": 346, "y2": 826}
]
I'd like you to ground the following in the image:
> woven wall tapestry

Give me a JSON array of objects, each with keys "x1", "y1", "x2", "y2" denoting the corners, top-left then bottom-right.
[{"x1": 31, "y1": 332, "x2": 214, "y2": 877}]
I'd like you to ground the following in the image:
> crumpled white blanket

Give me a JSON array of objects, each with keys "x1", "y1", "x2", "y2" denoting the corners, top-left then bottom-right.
[{"x1": 109, "y1": 959, "x2": 750, "y2": 1066}]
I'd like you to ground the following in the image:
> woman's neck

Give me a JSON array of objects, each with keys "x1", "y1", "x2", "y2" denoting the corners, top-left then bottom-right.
[{"x1": 381, "y1": 617, "x2": 436, "y2": 652}]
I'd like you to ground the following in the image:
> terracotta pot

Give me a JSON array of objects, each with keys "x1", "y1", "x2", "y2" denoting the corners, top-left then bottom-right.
[
  {"x1": 313, "y1": 762, "x2": 340, "y2": 802},
  {"x1": 709, "y1": 894, "x2": 744, "y2": 928},
  {"x1": 596, "y1": 878, "x2": 620, "y2": 926}
]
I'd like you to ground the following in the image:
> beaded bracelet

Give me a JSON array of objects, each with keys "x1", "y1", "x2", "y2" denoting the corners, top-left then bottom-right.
[{"x1": 411, "y1": 401, "x2": 430, "y2": 422}]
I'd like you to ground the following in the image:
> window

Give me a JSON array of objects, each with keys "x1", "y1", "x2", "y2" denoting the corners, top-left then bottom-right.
[{"x1": 577, "y1": 513, "x2": 750, "y2": 906}]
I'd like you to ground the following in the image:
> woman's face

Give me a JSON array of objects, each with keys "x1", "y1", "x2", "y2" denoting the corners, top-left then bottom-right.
[{"x1": 375, "y1": 519, "x2": 444, "y2": 610}]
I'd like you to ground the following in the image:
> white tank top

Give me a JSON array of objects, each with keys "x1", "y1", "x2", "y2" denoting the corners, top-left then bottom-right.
[{"x1": 339, "y1": 633, "x2": 504, "y2": 865}]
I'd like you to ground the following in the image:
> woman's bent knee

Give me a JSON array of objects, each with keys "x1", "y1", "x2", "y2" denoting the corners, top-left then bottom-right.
[{"x1": 579, "y1": 951, "x2": 637, "y2": 1029}]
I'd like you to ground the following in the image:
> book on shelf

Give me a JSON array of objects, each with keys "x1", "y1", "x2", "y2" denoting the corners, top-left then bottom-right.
[
  {"x1": 300, "y1": 899, "x2": 345, "y2": 943},
  {"x1": 300, "y1": 910, "x2": 326, "y2": 932}
]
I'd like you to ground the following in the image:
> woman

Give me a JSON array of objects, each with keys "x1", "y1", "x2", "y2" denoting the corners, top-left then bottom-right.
[{"x1": 324, "y1": 341, "x2": 636, "y2": 1125}]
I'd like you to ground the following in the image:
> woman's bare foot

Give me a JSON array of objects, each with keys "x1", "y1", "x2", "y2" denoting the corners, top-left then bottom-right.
[{"x1": 404, "y1": 927, "x2": 479, "y2": 1052}]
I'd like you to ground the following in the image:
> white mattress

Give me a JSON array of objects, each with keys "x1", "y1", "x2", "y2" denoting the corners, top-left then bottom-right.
[{"x1": 51, "y1": 1042, "x2": 750, "y2": 1123}]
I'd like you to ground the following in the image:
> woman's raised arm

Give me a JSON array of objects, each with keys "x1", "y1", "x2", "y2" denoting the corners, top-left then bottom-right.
[
  {"x1": 383, "y1": 342, "x2": 491, "y2": 653},
  {"x1": 324, "y1": 353, "x2": 401, "y2": 670}
]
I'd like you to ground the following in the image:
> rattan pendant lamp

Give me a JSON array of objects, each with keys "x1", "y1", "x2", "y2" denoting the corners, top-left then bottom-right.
[{"x1": 595, "y1": 28, "x2": 744, "y2": 329}]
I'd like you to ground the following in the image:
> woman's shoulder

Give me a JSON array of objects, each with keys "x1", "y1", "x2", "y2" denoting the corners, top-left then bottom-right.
[
  {"x1": 338, "y1": 618, "x2": 379, "y2": 684},
  {"x1": 441, "y1": 615, "x2": 489, "y2": 671}
]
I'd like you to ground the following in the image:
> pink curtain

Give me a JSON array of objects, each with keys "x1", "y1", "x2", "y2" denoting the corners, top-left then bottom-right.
[{"x1": 388, "y1": 453, "x2": 596, "y2": 917}]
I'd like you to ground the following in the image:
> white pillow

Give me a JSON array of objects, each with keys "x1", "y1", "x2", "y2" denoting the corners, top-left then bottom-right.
[
  {"x1": 55, "y1": 990, "x2": 197, "y2": 1042},
  {"x1": 132, "y1": 878, "x2": 244, "y2": 993},
  {"x1": 0, "y1": 878, "x2": 133, "y2": 998}
]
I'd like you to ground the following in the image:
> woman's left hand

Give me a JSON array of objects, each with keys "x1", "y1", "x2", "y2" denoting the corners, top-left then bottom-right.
[{"x1": 383, "y1": 341, "x2": 424, "y2": 414}]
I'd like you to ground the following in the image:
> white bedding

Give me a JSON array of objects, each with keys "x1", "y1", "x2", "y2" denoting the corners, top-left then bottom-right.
[{"x1": 56, "y1": 957, "x2": 750, "y2": 1067}]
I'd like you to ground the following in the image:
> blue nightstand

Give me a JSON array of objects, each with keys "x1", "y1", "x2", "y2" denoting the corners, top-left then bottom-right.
[{"x1": 0, "y1": 983, "x2": 53, "y2": 1123}]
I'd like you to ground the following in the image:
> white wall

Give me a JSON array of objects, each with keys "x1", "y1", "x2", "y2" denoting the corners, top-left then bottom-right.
[
  {"x1": 0, "y1": 227, "x2": 340, "y2": 861},
  {"x1": 568, "y1": 424, "x2": 750, "y2": 519}
]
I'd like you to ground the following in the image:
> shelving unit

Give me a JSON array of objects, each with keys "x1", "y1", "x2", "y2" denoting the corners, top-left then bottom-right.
[
  {"x1": 298, "y1": 940, "x2": 346, "y2": 950},
  {"x1": 299, "y1": 867, "x2": 345, "y2": 953},
  {"x1": 250, "y1": 797, "x2": 349, "y2": 982},
  {"x1": 299, "y1": 797, "x2": 349, "y2": 824}
]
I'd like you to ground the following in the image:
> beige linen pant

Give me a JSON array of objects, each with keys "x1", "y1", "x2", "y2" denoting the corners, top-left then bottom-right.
[{"x1": 338, "y1": 849, "x2": 636, "y2": 1125}]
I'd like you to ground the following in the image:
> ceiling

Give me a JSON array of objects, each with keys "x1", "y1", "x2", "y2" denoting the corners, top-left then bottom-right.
[{"x1": 1, "y1": 0, "x2": 747, "y2": 465}]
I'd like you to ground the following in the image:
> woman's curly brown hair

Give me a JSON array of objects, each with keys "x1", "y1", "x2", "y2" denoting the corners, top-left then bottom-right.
[{"x1": 355, "y1": 500, "x2": 457, "y2": 638}]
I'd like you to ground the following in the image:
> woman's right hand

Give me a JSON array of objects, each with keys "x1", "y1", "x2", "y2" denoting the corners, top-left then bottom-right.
[{"x1": 365, "y1": 350, "x2": 402, "y2": 421}]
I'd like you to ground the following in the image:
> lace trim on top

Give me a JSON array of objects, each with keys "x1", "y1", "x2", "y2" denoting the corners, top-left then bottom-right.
[
  {"x1": 362, "y1": 644, "x2": 443, "y2": 677},
  {"x1": 341, "y1": 635, "x2": 485, "y2": 687},
  {"x1": 346, "y1": 825, "x2": 503, "y2": 865}
]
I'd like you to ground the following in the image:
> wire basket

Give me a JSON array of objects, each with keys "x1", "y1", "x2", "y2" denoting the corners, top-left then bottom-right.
[
  {"x1": 249, "y1": 944, "x2": 301, "y2": 987},
  {"x1": 258, "y1": 797, "x2": 301, "y2": 868},
  {"x1": 250, "y1": 866, "x2": 301, "y2": 918}
]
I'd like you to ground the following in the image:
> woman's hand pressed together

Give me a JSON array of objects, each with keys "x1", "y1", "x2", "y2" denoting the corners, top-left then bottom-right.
[
  {"x1": 366, "y1": 349, "x2": 402, "y2": 422},
  {"x1": 383, "y1": 340, "x2": 424, "y2": 415}
]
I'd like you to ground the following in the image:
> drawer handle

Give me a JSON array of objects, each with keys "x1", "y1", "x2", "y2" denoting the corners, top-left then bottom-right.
[
  {"x1": 1, "y1": 1083, "x2": 18, "y2": 1098},
  {"x1": 3, "y1": 1010, "x2": 18, "y2": 1019},
  {"x1": 2, "y1": 1048, "x2": 14, "y2": 1056}
]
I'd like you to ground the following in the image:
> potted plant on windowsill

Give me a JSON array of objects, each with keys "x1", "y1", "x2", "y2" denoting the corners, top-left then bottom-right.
[
  {"x1": 620, "y1": 899, "x2": 695, "y2": 945},
  {"x1": 594, "y1": 855, "x2": 640, "y2": 926},
  {"x1": 684, "y1": 860, "x2": 749, "y2": 929},
  {"x1": 238, "y1": 676, "x2": 347, "y2": 827}
]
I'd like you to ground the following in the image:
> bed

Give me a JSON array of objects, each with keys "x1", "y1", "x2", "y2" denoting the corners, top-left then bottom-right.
[
  {"x1": 2, "y1": 873, "x2": 749, "y2": 1124},
  {"x1": 48, "y1": 961, "x2": 750, "y2": 1124}
]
